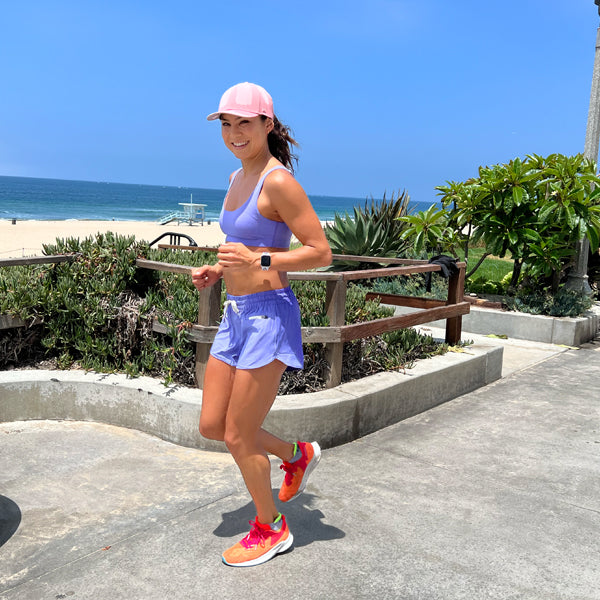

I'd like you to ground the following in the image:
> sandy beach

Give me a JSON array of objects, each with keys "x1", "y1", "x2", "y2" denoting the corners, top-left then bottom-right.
[{"x1": 0, "y1": 219, "x2": 227, "y2": 258}]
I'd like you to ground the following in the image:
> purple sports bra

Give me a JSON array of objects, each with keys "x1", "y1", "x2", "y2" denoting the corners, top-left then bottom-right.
[{"x1": 219, "y1": 166, "x2": 293, "y2": 249}]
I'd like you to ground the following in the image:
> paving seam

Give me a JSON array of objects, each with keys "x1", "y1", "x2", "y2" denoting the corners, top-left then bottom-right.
[{"x1": 559, "y1": 502, "x2": 600, "y2": 516}]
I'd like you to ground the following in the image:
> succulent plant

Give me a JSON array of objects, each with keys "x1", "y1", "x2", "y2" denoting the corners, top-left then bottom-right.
[{"x1": 325, "y1": 190, "x2": 412, "y2": 270}]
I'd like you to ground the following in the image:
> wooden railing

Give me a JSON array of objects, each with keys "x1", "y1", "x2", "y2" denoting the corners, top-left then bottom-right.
[
  {"x1": 0, "y1": 251, "x2": 469, "y2": 389},
  {"x1": 0, "y1": 255, "x2": 75, "y2": 268},
  {"x1": 137, "y1": 248, "x2": 469, "y2": 389}
]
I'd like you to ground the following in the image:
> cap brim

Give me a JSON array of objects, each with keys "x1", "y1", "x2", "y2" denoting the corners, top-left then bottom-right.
[{"x1": 206, "y1": 109, "x2": 269, "y2": 121}]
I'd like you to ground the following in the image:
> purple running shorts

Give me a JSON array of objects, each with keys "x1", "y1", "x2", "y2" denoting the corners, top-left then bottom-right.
[{"x1": 210, "y1": 287, "x2": 304, "y2": 370}]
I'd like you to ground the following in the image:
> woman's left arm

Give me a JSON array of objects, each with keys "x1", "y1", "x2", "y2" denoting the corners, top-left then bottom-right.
[{"x1": 263, "y1": 170, "x2": 332, "y2": 271}]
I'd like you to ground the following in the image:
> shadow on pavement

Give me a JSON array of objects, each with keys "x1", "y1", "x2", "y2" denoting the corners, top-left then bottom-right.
[
  {"x1": 213, "y1": 491, "x2": 345, "y2": 549},
  {"x1": 0, "y1": 495, "x2": 21, "y2": 548}
]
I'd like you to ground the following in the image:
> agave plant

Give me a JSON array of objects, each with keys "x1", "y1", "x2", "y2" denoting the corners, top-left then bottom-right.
[{"x1": 325, "y1": 190, "x2": 412, "y2": 270}]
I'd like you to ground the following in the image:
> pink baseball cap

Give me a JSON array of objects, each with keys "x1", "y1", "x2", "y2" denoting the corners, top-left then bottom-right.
[{"x1": 206, "y1": 82, "x2": 274, "y2": 121}]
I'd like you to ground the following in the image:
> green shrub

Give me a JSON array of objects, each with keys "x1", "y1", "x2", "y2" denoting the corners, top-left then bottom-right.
[
  {"x1": 398, "y1": 204, "x2": 462, "y2": 256},
  {"x1": 466, "y1": 276, "x2": 506, "y2": 295},
  {"x1": 504, "y1": 286, "x2": 593, "y2": 317},
  {"x1": 0, "y1": 265, "x2": 45, "y2": 317},
  {"x1": 371, "y1": 274, "x2": 448, "y2": 300},
  {"x1": 0, "y1": 235, "x2": 448, "y2": 390},
  {"x1": 437, "y1": 153, "x2": 600, "y2": 291}
]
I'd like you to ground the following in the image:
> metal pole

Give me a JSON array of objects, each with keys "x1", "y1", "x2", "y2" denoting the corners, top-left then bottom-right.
[
  {"x1": 585, "y1": 26, "x2": 600, "y2": 159},
  {"x1": 567, "y1": 11, "x2": 600, "y2": 293}
]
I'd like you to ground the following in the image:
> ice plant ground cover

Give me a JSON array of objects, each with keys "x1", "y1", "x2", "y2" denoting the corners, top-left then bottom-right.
[{"x1": 0, "y1": 233, "x2": 449, "y2": 392}]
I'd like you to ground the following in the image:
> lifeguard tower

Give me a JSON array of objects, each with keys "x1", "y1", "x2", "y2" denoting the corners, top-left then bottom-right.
[{"x1": 159, "y1": 194, "x2": 207, "y2": 226}]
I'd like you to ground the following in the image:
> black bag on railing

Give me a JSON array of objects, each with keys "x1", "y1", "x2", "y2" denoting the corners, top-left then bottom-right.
[{"x1": 425, "y1": 255, "x2": 459, "y2": 292}]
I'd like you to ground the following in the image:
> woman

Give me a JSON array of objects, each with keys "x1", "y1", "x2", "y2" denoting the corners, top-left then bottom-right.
[{"x1": 192, "y1": 82, "x2": 332, "y2": 567}]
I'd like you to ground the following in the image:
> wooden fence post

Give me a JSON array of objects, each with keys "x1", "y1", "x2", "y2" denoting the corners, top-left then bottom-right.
[
  {"x1": 445, "y1": 263, "x2": 466, "y2": 344},
  {"x1": 324, "y1": 278, "x2": 347, "y2": 388},
  {"x1": 195, "y1": 280, "x2": 222, "y2": 388}
]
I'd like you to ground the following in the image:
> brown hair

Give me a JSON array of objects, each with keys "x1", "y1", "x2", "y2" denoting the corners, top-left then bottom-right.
[{"x1": 263, "y1": 115, "x2": 299, "y2": 174}]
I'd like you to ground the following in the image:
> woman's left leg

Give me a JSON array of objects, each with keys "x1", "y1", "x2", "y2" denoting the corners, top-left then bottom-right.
[{"x1": 223, "y1": 359, "x2": 287, "y2": 525}]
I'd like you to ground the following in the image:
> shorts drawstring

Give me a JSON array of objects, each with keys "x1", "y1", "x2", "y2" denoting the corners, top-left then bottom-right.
[{"x1": 223, "y1": 299, "x2": 240, "y2": 320}]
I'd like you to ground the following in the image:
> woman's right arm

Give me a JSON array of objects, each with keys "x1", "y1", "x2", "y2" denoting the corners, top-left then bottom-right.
[{"x1": 191, "y1": 264, "x2": 223, "y2": 291}]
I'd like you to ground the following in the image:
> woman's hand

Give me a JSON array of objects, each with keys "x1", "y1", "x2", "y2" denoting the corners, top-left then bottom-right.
[
  {"x1": 217, "y1": 242, "x2": 258, "y2": 271},
  {"x1": 191, "y1": 265, "x2": 222, "y2": 291}
]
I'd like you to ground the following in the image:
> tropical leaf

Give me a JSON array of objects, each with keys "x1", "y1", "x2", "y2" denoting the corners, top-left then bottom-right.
[
  {"x1": 512, "y1": 187, "x2": 524, "y2": 205},
  {"x1": 586, "y1": 223, "x2": 600, "y2": 252}
]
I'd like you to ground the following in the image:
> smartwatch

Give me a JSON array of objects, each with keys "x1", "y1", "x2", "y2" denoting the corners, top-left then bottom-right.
[{"x1": 260, "y1": 252, "x2": 271, "y2": 271}]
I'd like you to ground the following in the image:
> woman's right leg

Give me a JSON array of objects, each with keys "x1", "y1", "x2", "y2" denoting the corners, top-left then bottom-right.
[{"x1": 200, "y1": 356, "x2": 295, "y2": 462}]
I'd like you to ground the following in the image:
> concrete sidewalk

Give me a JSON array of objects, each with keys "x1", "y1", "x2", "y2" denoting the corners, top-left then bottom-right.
[
  {"x1": 416, "y1": 323, "x2": 577, "y2": 377},
  {"x1": 1, "y1": 340, "x2": 599, "y2": 600}
]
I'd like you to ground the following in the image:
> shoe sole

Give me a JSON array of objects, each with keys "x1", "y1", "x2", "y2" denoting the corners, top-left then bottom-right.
[
  {"x1": 221, "y1": 533, "x2": 294, "y2": 567},
  {"x1": 287, "y1": 441, "x2": 321, "y2": 502}
]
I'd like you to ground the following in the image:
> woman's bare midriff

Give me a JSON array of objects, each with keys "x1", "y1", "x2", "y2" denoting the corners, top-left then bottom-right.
[{"x1": 222, "y1": 247, "x2": 289, "y2": 296}]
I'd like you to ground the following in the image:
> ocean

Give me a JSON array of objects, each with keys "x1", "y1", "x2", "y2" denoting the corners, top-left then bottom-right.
[{"x1": 0, "y1": 175, "x2": 434, "y2": 223}]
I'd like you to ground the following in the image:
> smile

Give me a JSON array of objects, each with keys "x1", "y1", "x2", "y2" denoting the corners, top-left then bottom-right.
[{"x1": 232, "y1": 141, "x2": 249, "y2": 148}]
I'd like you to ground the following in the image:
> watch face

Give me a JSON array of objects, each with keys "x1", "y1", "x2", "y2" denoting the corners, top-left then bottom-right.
[{"x1": 261, "y1": 254, "x2": 271, "y2": 268}]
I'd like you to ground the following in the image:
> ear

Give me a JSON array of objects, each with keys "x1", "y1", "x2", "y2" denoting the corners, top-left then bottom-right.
[{"x1": 265, "y1": 118, "x2": 274, "y2": 134}]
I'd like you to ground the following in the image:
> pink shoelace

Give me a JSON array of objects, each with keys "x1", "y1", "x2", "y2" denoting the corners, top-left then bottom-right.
[
  {"x1": 280, "y1": 461, "x2": 298, "y2": 485},
  {"x1": 240, "y1": 520, "x2": 270, "y2": 549}
]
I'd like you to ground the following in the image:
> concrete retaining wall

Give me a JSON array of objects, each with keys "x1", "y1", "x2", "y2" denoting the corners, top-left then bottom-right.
[
  {"x1": 0, "y1": 344, "x2": 502, "y2": 451},
  {"x1": 394, "y1": 304, "x2": 600, "y2": 346}
]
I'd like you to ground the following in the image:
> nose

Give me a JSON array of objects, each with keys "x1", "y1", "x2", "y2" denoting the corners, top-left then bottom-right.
[{"x1": 229, "y1": 122, "x2": 242, "y2": 135}]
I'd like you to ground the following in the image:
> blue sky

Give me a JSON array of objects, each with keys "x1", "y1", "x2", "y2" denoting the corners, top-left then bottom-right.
[{"x1": 0, "y1": 1, "x2": 598, "y2": 204}]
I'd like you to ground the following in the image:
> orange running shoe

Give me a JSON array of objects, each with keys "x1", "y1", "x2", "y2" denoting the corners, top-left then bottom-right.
[
  {"x1": 221, "y1": 514, "x2": 293, "y2": 567},
  {"x1": 278, "y1": 441, "x2": 321, "y2": 502}
]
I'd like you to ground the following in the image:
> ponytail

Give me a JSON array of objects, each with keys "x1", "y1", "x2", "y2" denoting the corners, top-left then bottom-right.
[{"x1": 263, "y1": 116, "x2": 299, "y2": 174}]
